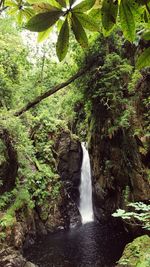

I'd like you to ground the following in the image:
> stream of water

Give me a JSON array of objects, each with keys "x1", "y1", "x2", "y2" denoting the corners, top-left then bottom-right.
[{"x1": 79, "y1": 142, "x2": 94, "y2": 224}]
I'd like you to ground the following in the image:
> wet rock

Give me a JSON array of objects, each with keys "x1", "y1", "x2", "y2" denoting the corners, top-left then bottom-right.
[
  {"x1": 0, "y1": 245, "x2": 37, "y2": 267},
  {"x1": 55, "y1": 130, "x2": 82, "y2": 225},
  {"x1": 24, "y1": 262, "x2": 38, "y2": 267},
  {"x1": 116, "y1": 235, "x2": 150, "y2": 267},
  {"x1": 89, "y1": 128, "x2": 150, "y2": 219}
]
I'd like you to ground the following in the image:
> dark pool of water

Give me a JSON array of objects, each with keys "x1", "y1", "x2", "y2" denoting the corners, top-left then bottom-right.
[{"x1": 24, "y1": 221, "x2": 131, "y2": 267}]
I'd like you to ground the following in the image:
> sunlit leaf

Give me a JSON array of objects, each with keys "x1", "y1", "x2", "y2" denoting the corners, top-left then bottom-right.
[
  {"x1": 26, "y1": 10, "x2": 63, "y2": 32},
  {"x1": 101, "y1": 0, "x2": 118, "y2": 32},
  {"x1": 7, "y1": 6, "x2": 18, "y2": 15},
  {"x1": 136, "y1": 47, "x2": 150, "y2": 69},
  {"x1": 75, "y1": 12, "x2": 99, "y2": 32},
  {"x1": 73, "y1": 0, "x2": 96, "y2": 12},
  {"x1": 23, "y1": 8, "x2": 36, "y2": 20},
  {"x1": 27, "y1": 0, "x2": 46, "y2": 3},
  {"x1": 5, "y1": 0, "x2": 18, "y2": 7},
  {"x1": 57, "y1": 19, "x2": 64, "y2": 31},
  {"x1": 119, "y1": 0, "x2": 135, "y2": 42},
  {"x1": 88, "y1": 8, "x2": 101, "y2": 21},
  {"x1": 112, "y1": 209, "x2": 126, "y2": 217},
  {"x1": 37, "y1": 27, "x2": 53, "y2": 42},
  {"x1": 17, "y1": 10, "x2": 24, "y2": 25},
  {"x1": 71, "y1": 13, "x2": 88, "y2": 48},
  {"x1": 33, "y1": 3, "x2": 61, "y2": 12},
  {"x1": 56, "y1": 18, "x2": 69, "y2": 61},
  {"x1": 27, "y1": 0, "x2": 62, "y2": 8}
]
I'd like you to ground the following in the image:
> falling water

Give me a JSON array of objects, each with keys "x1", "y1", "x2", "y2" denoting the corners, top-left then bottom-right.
[{"x1": 79, "y1": 142, "x2": 94, "y2": 224}]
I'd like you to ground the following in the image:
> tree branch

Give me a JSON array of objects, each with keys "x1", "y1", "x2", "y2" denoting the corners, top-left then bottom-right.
[{"x1": 15, "y1": 64, "x2": 92, "y2": 117}]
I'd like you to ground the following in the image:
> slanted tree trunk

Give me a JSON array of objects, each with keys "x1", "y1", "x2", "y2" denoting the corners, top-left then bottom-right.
[{"x1": 15, "y1": 64, "x2": 92, "y2": 116}]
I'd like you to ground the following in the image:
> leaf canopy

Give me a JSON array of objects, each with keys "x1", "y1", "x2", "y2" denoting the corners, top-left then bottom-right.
[{"x1": 1, "y1": 0, "x2": 150, "y2": 66}]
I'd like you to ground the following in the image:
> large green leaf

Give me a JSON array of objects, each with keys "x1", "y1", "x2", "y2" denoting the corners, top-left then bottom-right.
[
  {"x1": 71, "y1": 13, "x2": 88, "y2": 48},
  {"x1": 56, "y1": 18, "x2": 69, "y2": 61},
  {"x1": 5, "y1": 0, "x2": 18, "y2": 7},
  {"x1": 119, "y1": 0, "x2": 135, "y2": 42},
  {"x1": 101, "y1": 0, "x2": 118, "y2": 32},
  {"x1": 73, "y1": 0, "x2": 96, "y2": 12},
  {"x1": 136, "y1": 47, "x2": 150, "y2": 69},
  {"x1": 27, "y1": 0, "x2": 63, "y2": 8},
  {"x1": 37, "y1": 27, "x2": 52, "y2": 42},
  {"x1": 75, "y1": 12, "x2": 99, "y2": 32},
  {"x1": 88, "y1": 8, "x2": 101, "y2": 21},
  {"x1": 56, "y1": 0, "x2": 66, "y2": 7},
  {"x1": 26, "y1": 10, "x2": 63, "y2": 32},
  {"x1": 33, "y1": 3, "x2": 61, "y2": 12}
]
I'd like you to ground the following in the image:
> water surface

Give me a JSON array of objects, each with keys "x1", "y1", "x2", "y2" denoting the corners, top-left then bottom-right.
[{"x1": 24, "y1": 221, "x2": 131, "y2": 267}]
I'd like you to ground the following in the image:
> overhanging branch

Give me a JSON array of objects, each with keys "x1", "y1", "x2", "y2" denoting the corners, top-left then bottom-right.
[{"x1": 15, "y1": 64, "x2": 92, "y2": 116}]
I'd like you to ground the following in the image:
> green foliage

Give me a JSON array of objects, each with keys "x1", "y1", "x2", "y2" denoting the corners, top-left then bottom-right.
[
  {"x1": 117, "y1": 235, "x2": 150, "y2": 267},
  {"x1": 1, "y1": 0, "x2": 150, "y2": 66},
  {"x1": 75, "y1": 13, "x2": 99, "y2": 32},
  {"x1": 26, "y1": 10, "x2": 63, "y2": 32},
  {"x1": 136, "y1": 47, "x2": 150, "y2": 69},
  {"x1": 101, "y1": 0, "x2": 118, "y2": 33},
  {"x1": 0, "y1": 19, "x2": 31, "y2": 109},
  {"x1": 128, "y1": 70, "x2": 142, "y2": 93},
  {"x1": 71, "y1": 13, "x2": 88, "y2": 48},
  {"x1": 112, "y1": 202, "x2": 150, "y2": 230},
  {"x1": 0, "y1": 188, "x2": 34, "y2": 228},
  {"x1": 83, "y1": 50, "x2": 133, "y2": 137},
  {"x1": 119, "y1": 0, "x2": 136, "y2": 41},
  {"x1": 0, "y1": 105, "x2": 64, "y2": 226}
]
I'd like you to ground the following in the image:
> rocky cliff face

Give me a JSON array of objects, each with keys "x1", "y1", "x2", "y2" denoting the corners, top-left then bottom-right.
[
  {"x1": 0, "y1": 130, "x2": 82, "y2": 267},
  {"x1": 87, "y1": 70, "x2": 150, "y2": 220},
  {"x1": 55, "y1": 130, "x2": 82, "y2": 226},
  {"x1": 89, "y1": 125, "x2": 150, "y2": 220}
]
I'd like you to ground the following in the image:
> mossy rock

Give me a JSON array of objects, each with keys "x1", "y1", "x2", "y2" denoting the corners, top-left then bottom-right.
[{"x1": 117, "y1": 235, "x2": 150, "y2": 267}]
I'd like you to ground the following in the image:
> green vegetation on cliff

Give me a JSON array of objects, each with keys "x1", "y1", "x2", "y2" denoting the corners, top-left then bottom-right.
[
  {"x1": 117, "y1": 235, "x2": 150, "y2": 267},
  {"x1": 0, "y1": 4, "x2": 150, "y2": 266}
]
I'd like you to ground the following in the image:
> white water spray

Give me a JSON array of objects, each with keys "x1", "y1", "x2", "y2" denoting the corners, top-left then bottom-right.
[{"x1": 79, "y1": 142, "x2": 94, "y2": 224}]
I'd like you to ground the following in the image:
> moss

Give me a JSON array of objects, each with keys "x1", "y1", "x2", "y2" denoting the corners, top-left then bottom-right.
[{"x1": 117, "y1": 235, "x2": 150, "y2": 267}]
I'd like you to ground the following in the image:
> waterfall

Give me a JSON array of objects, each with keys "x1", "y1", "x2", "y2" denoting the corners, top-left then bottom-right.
[{"x1": 79, "y1": 142, "x2": 94, "y2": 224}]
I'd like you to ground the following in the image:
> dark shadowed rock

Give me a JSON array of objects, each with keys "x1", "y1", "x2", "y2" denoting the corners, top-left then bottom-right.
[{"x1": 55, "y1": 130, "x2": 82, "y2": 225}]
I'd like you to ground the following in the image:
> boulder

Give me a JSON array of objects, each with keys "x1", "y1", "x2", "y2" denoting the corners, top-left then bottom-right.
[{"x1": 116, "y1": 235, "x2": 150, "y2": 267}]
